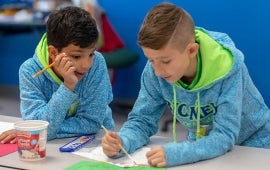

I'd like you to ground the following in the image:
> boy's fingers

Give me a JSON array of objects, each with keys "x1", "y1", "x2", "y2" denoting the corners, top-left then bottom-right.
[
  {"x1": 10, "y1": 138, "x2": 17, "y2": 144},
  {"x1": 108, "y1": 131, "x2": 118, "y2": 139},
  {"x1": 103, "y1": 132, "x2": 121, "y2": 147},
  {"x1": 2, "y1": 134, "x2": 16, "y2": 144},
  {"x1": 1, "y1": 137, "x2": 10, "y2": 144},
  {"x1": 0, "y1": 129, "x2": 16, "y2": 143},
  {"x1": 102, "y1": 132, "x2": 122, "y2": 157}
]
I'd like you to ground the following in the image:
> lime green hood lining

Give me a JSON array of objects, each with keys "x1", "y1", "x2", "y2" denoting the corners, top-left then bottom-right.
[
  {"x1": 176, "y1": 48, "x2": 202, "y2": 90},
  {"x1": 36, "y1": 33, "x2": 62, "y2": 85},
  {"x1": 176, "y1": 28, "x2": 234, "y2": 90}
]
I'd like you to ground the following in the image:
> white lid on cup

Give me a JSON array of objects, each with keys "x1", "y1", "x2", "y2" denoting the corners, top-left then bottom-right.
[{"x1": 14, "y1": 120, "x2": 49, "y2": 131}]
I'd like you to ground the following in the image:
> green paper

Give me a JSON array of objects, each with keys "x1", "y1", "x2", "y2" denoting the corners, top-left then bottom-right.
[{"x1": 65, "y1": 160, "x2": 167, "y2": 170}]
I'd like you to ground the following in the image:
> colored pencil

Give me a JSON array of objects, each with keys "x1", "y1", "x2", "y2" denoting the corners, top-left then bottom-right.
[
  {"x1": 101, "y1": 125, "x2": 139, "y2": 165},
  {"x1": 32, "y1": 62, "x2": 55, "y2": 78}
]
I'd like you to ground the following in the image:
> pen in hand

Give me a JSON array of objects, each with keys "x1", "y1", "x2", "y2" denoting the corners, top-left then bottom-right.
[{"x1": 101, "y1": 125, "x2": 142, "y2": 166}]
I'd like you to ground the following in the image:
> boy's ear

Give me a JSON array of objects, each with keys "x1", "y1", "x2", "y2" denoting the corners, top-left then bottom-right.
[
  {"x1": 187, "y1": 42, "x2": 199, "y2": 57},
  {"x1": 48, "y1": 45, "x2": 58, "y2": 60}
]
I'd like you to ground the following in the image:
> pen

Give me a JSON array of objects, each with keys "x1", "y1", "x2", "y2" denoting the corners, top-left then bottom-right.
[
  {"x1": 101, "y1": 125, "x2": 140, "y2": 166},
  {"x1": 32, "y1": 62, "x2": 55, "y2": 78}
]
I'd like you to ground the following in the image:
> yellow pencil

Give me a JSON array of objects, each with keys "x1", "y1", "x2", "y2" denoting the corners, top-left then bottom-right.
[
  {"x1": 101, "y1": 125, "x2": 140, "y2": 166},
  {"x1": 32, "y1": 62, "x2": 55, "y2": 78}
]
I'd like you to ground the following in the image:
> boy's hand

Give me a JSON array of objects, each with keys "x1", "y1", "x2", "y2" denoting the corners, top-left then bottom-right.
[
  {"x1": 101, "y1": 131, "x2": 122, "y2": 157},
  {"x1": 0, "y1": 129, "x2": 16, "y2": 144},
  {"x1": 146, "y1": 146, "x2": 167, "y2": 167},
  {"x1": 54, "y1": 53, "x2": 78, "y2": 91}
]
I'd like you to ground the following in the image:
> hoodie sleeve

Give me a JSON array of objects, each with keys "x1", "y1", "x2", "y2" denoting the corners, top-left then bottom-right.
[
  {"x1": 19, "y1": 53, "x2": 113, "y2": 140},
  {"x1": 164, "y1": 65, "x2": 244, "y2": 167},
  {"x1": 118, "y1": 62, "x2": 168, "y2": 154}
]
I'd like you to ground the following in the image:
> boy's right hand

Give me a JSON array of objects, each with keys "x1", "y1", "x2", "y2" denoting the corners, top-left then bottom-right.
[
  {"x1": 101, "y1": 131, "x2": 122, "y2": 157},
  {"x1": 54, "y1": 53, "x2": 78, "y2": 91},
  {"x1": 0, "y1": 129, "x2": 16, "y2": 144}
]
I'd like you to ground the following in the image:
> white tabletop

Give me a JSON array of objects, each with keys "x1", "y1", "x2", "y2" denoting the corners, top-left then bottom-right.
[{"x1": 1, "y1": 115, "x2": 270, "y2": 170}]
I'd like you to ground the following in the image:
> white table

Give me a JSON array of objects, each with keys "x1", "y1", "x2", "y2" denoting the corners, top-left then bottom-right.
[{"x1": 1, "y1": 115, "x2": 270, "y2": 170}]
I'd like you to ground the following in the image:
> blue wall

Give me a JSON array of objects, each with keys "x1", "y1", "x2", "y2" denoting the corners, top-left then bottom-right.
[
  {"x1": 98, "y1": 0, "x2": 270, "y2": 106},
  {"x1": 0, "y1": 30, "x2": 42, "y2": 84},
  {"x1": 1, "y1": 0, "x2": 269, "y2": 107}
]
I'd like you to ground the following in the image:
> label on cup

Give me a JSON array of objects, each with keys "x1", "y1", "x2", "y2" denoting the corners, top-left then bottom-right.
[{"x1": 14, "y1": 120, "x2": 49, "y2": 161}]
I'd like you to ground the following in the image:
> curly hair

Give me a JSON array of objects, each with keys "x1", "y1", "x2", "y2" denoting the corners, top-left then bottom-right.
[{"x1": 46, "y1": 6, "x2": 98, "y2": 51}]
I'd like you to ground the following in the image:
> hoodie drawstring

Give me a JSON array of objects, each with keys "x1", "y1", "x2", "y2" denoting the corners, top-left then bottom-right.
[
  {"x1": 172, "y1": 86, "x2": 202, "y2": 142},
  {"x1": 173, "y1": 85, "x2": 177, "y2": 142},
  {"x1": 196, "y1": 92, "x2": 201, "y2": 140}
]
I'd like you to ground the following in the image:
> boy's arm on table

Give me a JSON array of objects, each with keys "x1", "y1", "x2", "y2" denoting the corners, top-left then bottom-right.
[{"x1": 118, "y1": 67, "x2": 167, "y2": 156}]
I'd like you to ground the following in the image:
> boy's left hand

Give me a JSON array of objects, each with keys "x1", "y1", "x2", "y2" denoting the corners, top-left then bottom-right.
[
  {"x1": 146, "y1": 146, "x2": 167, "y2": 167},
  {"x1": 0, "y1": 129, "x2": 16, "y2": 144}
]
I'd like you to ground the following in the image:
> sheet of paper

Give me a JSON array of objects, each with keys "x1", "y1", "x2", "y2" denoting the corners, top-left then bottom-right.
[
  {"x1": 0, "y1": 121, "x2": 14, "y2": 133},
  {"x1": 73, "y1": 146, "x2": 150, "y2": 167},
  {"x1": 0, "y1": 121, "x2": 17, "y2": 157}
]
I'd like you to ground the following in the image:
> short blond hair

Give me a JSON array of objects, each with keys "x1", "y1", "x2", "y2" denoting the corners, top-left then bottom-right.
[{"x1": 137, "y1": 3, "x2": 195, "y2": 51}]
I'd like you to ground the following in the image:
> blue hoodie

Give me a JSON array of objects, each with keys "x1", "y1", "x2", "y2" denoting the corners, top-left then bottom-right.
[
  {"x1": 117, "y1": 28, "x2": 270, "y2": 167},
  {"x1": 19, "y1": 34, "x2": 115, "y2": 140}
]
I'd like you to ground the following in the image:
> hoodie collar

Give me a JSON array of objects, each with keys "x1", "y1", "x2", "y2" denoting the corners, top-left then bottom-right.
[
  {"x1": 36, "y1": 33, "x2": 62, "y2": 85},
  {"x1": 175, "y1": 28, "x2": 234, "y2": 91}
]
